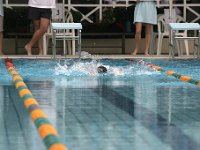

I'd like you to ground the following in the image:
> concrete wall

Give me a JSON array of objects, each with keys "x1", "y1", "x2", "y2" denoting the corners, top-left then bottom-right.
[
  {"x1": 3, "y1": 37, "x2": 196, "y2": 55},
  {"x1": 82, "y1": 38, "x2": 196, "y2": 55}
]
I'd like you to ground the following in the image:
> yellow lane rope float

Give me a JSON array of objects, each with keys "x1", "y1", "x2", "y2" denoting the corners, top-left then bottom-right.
[
  {"x1": 4, "y1": 58, "x2": 68, "y2": 150},
  {"x1": 128, "y1": 59, "x2": 200, "y2": 87}
]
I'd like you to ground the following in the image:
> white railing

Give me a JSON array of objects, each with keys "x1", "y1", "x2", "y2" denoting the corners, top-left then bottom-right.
[{"x1": 3, "y1": 0, "x2": 200, "y2": 23}]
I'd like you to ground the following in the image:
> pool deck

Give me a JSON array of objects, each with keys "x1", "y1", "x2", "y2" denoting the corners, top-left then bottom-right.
[{"x1": 0, "y1": 54, "x2": 198, "y2": 59}]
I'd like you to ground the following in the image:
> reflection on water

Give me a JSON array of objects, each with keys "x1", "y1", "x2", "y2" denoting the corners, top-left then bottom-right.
[{"x1": 1, "y1": 73, "x2": 200, "y2": 150}]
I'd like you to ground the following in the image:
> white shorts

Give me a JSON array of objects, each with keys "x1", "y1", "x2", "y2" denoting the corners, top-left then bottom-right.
[{"x1": 134, "y1": 2, "x2": 157, "y2": 25}]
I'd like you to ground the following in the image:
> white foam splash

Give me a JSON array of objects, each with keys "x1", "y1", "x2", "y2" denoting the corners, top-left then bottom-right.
[{"x1": 54, "y1": 60, "x2": 159, "y2": 76}]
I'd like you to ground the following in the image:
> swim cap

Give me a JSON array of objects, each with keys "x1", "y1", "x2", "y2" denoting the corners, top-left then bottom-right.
[{"x1": 97, "y1": 66, "x2": 107, "y2": 73}]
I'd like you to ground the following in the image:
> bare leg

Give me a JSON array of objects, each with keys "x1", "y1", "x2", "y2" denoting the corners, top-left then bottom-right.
[
  {"x1": 25, "y1": 18, "x2": 50, "y2": 55},
  {"x1": 132, "y1": 22, "x2": 142, "y2": 55},
  {"x1": 144, "y1": 24, "x2": 152, "y2": 55},
  {"x1": 0, "y1": 32, "x2": 3, "y2": 55},
  {"x1": 33, "y1": 20, "x2": 43, "y2": 55}
]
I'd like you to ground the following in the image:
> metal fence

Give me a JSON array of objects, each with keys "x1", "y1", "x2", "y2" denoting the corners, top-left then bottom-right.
[{"x1": 3, "y1": 0, "x2": 200, "y2": 23}]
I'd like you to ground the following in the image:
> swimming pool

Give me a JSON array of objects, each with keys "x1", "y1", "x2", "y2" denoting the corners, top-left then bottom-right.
[{"x1": 0, "y1": 58, "x2": 200, "y2": 150}]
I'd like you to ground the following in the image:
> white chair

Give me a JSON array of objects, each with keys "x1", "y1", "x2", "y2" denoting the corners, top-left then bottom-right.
[
  {"x1": 43, "y1": 4, "x2": 75, "y2": 55},
  {"x1": 169, "y1": 23, "x2": 200, "y2": 58},
  {"x1": 52, "y1": 23, "x2": 82, "y2": 59},
  {"x1": 156, "y1": 14, "x2": 189, "y2": 56}
]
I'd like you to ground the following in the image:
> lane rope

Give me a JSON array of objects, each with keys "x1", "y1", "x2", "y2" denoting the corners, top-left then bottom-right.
[
  {"x1": 4, "y1": 58, "x2": 68, "y2": 150},
  {"x1": 127, "y1": 59, "x2": 200, "y2": 87}
]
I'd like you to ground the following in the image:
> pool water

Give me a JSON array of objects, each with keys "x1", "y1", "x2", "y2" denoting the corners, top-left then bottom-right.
[{"x1": 0, "y1": 58, "x2": 200, "y2": 150}]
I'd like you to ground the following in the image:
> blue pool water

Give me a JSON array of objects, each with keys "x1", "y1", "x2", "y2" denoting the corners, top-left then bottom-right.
[{"x1": 0, "y1": 58, "x2": 200, "y2": 150}]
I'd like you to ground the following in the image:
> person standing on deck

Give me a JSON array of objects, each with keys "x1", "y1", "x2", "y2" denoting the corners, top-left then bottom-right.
[
  {"x1": 25, "y1": 0, "x2": 56, "y2": 55},
  {"x1": 0, "y1": 0, "x2": 4, "y2": 55},
  {"x1": 132, "y1": 0, "x2": 159, "y2": 55}
]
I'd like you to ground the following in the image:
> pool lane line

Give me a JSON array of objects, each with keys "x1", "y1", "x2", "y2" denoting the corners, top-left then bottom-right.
[
  {"x1": 127, "y1": 58, "x2": 200, "y2": 87},
  {"x1": 4, "y1": 58, "x2": 68, "y2": 150}
]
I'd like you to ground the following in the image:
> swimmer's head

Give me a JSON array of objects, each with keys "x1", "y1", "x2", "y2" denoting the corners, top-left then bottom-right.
[{"x1": 97, "y1": 66, "x2": 107, "y2": 73}]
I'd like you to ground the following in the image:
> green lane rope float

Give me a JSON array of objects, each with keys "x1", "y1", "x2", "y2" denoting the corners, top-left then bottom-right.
[
  {"x1": 149, "y1": 65, "x2": 200, "y2": 86},
  {"x1": 4, "y1": 58, "x2": 68, "y2": 150},
  {"x1": 128, "y1": 59, "x2": 200, "y2": 87}
]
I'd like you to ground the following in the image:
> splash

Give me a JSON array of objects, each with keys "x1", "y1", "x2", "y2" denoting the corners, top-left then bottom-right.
[
  {"x1": 55, "y1": 59, "x2": 101, "y2": 76},
  {"x1": 54, "y1": 59, "x2": 159, "y2": 76}
]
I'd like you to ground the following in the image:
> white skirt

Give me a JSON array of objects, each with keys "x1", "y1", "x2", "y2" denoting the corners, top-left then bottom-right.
[{"x1": 134, "y1": 1, "x2": 157, "y2": 25}]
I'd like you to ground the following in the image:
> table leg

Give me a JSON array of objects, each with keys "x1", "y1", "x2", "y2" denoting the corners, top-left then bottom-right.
[
  {"x1": 172, "y1": 31, "x2": 177, "y2": 58},
  {"x1": 78, "y1": 29, "x2": 81, "y2": 57},
  {"x1": 52, "y1": 30, "x2": 56, "y2": 59}
]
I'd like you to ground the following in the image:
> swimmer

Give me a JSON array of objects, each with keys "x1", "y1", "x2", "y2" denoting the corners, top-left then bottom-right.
[{"x1": 97, "y1": 65, "x2": 107, "y2": 73}]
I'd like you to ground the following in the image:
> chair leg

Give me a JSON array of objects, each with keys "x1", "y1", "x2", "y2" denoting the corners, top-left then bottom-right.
[
  {"x1": 72, "y1": 39, "x2": 75, "y2": 55},
  {"x1": 52, "y1": 31, "x2": 56, "y2": 59},
  {"x1": 63, "y1": 39, "x2": 66, "y2": 55},
  {"x1": 72, "y1": 30, "x2": 76, "y2": 55}
]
